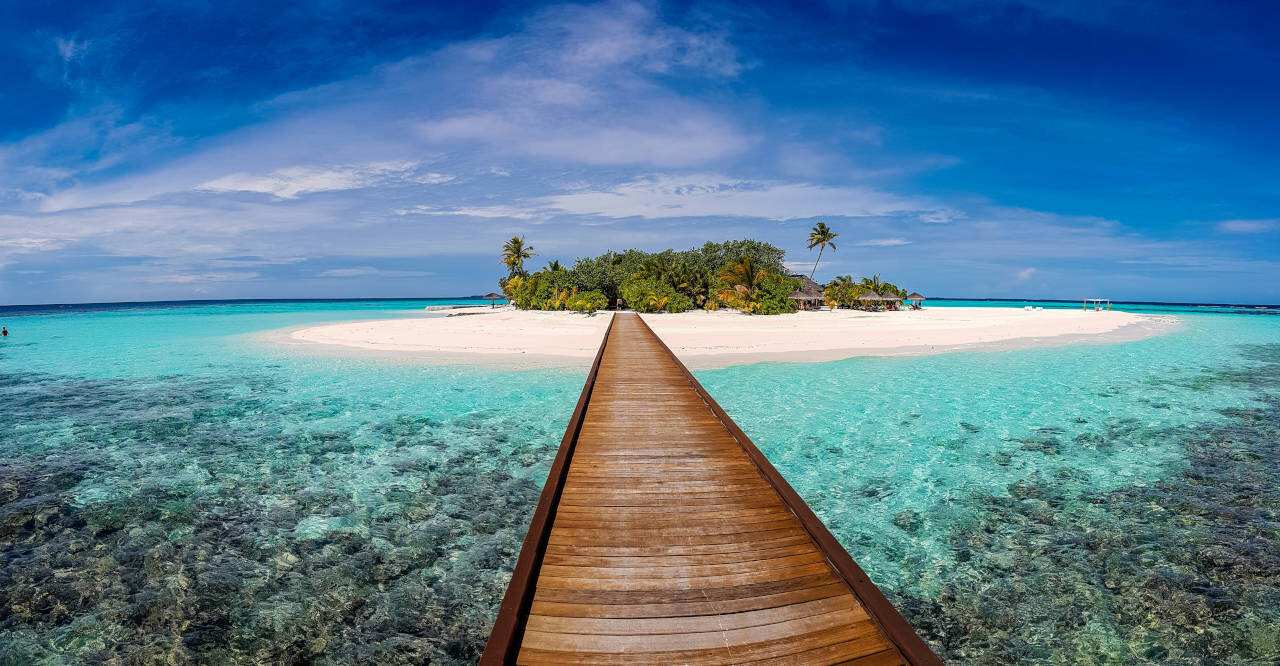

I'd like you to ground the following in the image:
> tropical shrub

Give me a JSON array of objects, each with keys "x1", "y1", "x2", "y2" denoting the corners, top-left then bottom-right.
[
  {"x1": 499, "y1": 239, "x2": 789, "y2": 312},
  {"x1": 564, "y1": 250, "x2": 648, "y2": 303},
  {"x1": 544, "y1": 286, "x2": 577, "y2": 311},
  {"x1": 823, "y1": 274, "x2": 911, "y2": 310},
  {"x1": 756, "y1": 273, "x2": 801, "y2": 315},
  {"x1": 823, "y1": 275, "x2": 864, "y2": 309},
  {"x1": 692, "y1": 240, "x2": 786, "y2": 275},
  {"x1": 716, "y1": 257, "x2": 767, "y2": 313},
  {"x1": 620, "y1": 278, "x2": 692, "y2": 313},
  {"x1": 566, "y1": 290, "x2": 608, "y2": 313}
]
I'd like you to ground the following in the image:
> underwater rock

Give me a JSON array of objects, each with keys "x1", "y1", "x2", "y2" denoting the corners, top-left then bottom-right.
[
  {"x1": 892, "y1": 510, "x2": 923, "y2": 533},
  {"x1": 0, "y1": 368, "x2": 565, "y2": 665}
]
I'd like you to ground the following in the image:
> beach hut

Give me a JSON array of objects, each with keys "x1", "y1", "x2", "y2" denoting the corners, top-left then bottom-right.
[
  {"x1": 877, "y1": 292, "x2": 903, "y2": 310},
  {"x1": 787, "y1": 274, "x2": 826, "y2": 310},
  {"x1": 483, "y1": 292, "x2": 504, "y2": 308},
  {"x1": 906, "y1": 292, "x2": 925, "y2": 309}
]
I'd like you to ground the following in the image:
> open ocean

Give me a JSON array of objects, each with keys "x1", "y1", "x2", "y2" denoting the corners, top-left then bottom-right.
[{"x1": 1, "y1": 299, "x2": 1277, "y2": 664}]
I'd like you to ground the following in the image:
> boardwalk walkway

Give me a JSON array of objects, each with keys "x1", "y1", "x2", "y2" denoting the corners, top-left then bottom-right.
[{"x1": 483, "y1": 313, "x2": 939, "y2": 665}]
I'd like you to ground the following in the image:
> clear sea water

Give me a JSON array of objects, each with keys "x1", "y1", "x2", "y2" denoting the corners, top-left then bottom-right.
[{"x1": 1, "y1": 299, "x2": 1278, "y2": 664}]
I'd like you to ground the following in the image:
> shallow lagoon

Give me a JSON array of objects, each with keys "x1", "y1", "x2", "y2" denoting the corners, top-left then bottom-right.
[{"x1": 1, "y1": 300, "x2": 1277, "y2": 664}]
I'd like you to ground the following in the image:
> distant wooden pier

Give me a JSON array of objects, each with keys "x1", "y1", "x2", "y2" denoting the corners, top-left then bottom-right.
[{"x1": 482, "y1": 313, "x2": 940, "y2": 665}]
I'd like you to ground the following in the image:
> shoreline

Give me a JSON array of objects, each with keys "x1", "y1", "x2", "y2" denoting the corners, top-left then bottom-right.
[{"x1": 260, "y1": 307, "x2": 1179, "y2": 370}]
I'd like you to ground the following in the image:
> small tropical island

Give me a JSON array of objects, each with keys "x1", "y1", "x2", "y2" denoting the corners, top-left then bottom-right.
[{"x1": 282, "y1": 227, "x2": 1167, "y2": 368}]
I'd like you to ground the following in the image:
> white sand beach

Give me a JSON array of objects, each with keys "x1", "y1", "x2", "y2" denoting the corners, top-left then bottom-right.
[{"x1": 275, "y1": 306, "x2": 1174, "y2": 369}]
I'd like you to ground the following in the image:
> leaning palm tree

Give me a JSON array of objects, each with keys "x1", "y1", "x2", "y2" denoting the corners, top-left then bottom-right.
[
  {"x1": 500, "y1": 236, "x2": 535, "y2": 277},
  {"x1": 807, "y1": 222, "x2": 839, "y2": 279},
  {"x1": 717, "y1": 256, "x2": 767, "y2": 314}
]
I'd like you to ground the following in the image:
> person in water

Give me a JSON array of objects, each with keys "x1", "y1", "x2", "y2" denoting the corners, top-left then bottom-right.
[{"x1": 1, "y1": 327, "x2": 7, "y2": 337}]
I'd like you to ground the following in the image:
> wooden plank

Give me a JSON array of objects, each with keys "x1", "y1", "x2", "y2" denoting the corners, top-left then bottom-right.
[
  {"x1": 481, "y1": 313, "x2": 938, "y2": 666},
  {"x1": 525, "y1": 595, "x2": 863, "y2": 635},
  {"x1": 529, "y1": 582, "x2": 852, "y2": 619}
]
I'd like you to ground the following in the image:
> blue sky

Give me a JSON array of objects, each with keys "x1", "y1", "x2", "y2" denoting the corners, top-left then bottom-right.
[{"x1": 1, "y1": 0, "x2": 1277, "y2": 305}]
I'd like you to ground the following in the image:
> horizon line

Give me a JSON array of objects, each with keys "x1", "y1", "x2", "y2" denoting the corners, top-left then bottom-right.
[{"x1": 2, "y1": 296, "x2": 1278, "y2": 311}]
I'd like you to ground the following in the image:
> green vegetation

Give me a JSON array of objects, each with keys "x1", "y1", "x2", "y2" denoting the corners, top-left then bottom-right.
[
  {"x1": 499, "y1": 239, "x2": 792, "y2": 314},
  {"x1": 566, "y1": 290, "x2": 608, "y2": 313},
  {"x1": 500, "y1": 236, "x2": 534, "y2": 278},
  {"x1": 806, "y1": 222, "x2": 839, "y2": 279},
  {"x1": 619, "y1": 278, "x2": 694, "y2": 313},
  {"x1": 496, "y1": 230, "x2": 914, "y2": 315},
  {"x1": 823, "y1": 273, "x2": 910, "y2": 310}
]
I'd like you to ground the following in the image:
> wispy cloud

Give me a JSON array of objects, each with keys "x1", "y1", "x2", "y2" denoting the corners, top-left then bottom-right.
[
  {"x1": 538, "y1": 174, "x2": 945, "y2": 220},
  {"x1": 855, "y1": 238, "x2": 911, "y2": 247},
  {"x1": 317, "y1": 267, "x2": 435, "y2": 278},
  {"x1": 1216, "y1": 219, "x2": 1277, "y2": 234},
  {"x1": 395, "y1": 204, "x2": 548, "y2": 220},
  {"x1": 410, "y1": 1, "x2": 752, "y2": 167},
  {"x1": 55, "y1": 36, "x2": 89, "y2": 64},
  {"x1": 145, "y1": 271, "x2": 261, "y2": 284},
  {"x1": 1016, "y1": 267, "x2": 1036, "y2": 281},
  {"x1": 196, "y1": 161, "x2": 439, "y2": 199}
]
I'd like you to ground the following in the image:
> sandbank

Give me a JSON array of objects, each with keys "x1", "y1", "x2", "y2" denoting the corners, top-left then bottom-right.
[{"x1": 268, "y1": 306, "x2": 1176, "y2": 369}]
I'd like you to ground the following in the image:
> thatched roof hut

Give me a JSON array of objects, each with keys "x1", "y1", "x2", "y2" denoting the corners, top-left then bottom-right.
[
  {"x1": 483, "y1": 292, "x2": 504, "y2": 308},
  {"x1": 787, "y1": 274, "x2": 826, "y2": 310},
  {"x1": 858, "y1": 292, "x2": 879, "y2": 300},
  {"x1": 906, "y1": 292, "x2": 925, "y2": 301}
]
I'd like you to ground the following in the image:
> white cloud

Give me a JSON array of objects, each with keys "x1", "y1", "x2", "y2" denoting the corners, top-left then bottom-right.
[
  {"x1": 418, "y1": 114, "x2": 519, "y2": 142},
  {"x1": 0, "y1": 238, "x2": 64, "y2": 251},
  {"x1": 1216, "y1": 219, "x2": 1277, "y2": 234},
  {"x1": 0, "y1": 237, "x2": 66, "y2": 269},
  {"x1": 146, "y1": 272, "x2": 261, "y2": 284},
  {"x1": 56, "y1": 37, "x2": 89, "y2": 63},
  {"x1": 519, "y1": 121, "x2": 747, "y2": 166},
  {"x1": 317, "y1": 267, "x2": 435, "y2": 278},
  {"x1": 538, "y1": 174, "x2": 940, "y2": 220},
  {"x1": 1016, "y1": 267, "x2": 1036, "y2": 281},
  {"x1": 410, "y1": 1, "x2": 752, "y2": 167},
  {"x1": 395, "y1": 204, "x2": 548, "y2": 220},
  {"x1": 856, "y1": 238, "x2": 911, "y2": 247},
  {"x1": 196, "y1": 161, "x2": 435, "y2": 199},
  {"x1": 419, "y1": 115, "x2": 749, "y2": 167},
  {"x1": 530, "y1": 0, "x2": 746, "y2": 77},
  {"x1": 207, "y1": 256, "x2": 306, "y2": 267}
]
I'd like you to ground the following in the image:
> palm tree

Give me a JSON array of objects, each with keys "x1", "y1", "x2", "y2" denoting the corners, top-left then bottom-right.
[
  {"x1": 860, "y1": 273, "x2": 885, "y2": 294},
  {"x1": 717, "y1": 256, "x2": 767, "y2": 313},
  {"x1": 500, "y1": 236, "x2": 534, "y2": 277},
  {"x1": 807, "y1": 222, "x2": 839, "y2": 280},
  {"x1": 546, "y1": 259, "x2": 564, "y2": 272},
  {"x1": 857, "y1": 273, "x2": 887, "y2": 311},
  {"x1": 674, "y1": 263, "x2": 713, "y2": 309}
]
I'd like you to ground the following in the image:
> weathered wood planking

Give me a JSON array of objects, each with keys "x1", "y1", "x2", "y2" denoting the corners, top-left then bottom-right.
[{"x1": 482, "y1": 313, "x2": 940, "y2": 665}]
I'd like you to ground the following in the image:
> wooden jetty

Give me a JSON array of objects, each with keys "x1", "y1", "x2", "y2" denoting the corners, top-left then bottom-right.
[{"x1": 482, "y1": 313, "x2": 940, "y2": 665}]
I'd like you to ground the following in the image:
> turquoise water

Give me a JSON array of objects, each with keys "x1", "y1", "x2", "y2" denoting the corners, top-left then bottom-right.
[{"x1": 2, "y1": 299, "x2": 1278, "y2": 664}]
